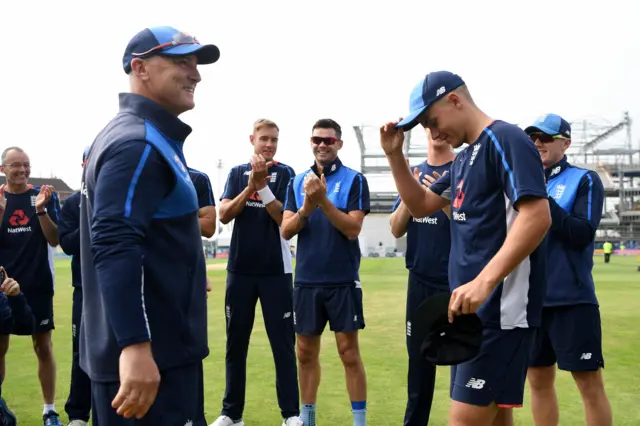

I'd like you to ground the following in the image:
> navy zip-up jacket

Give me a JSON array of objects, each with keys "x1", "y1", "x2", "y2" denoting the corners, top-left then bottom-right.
[
  {"x1": 544, "y1": 156, "x2": 604, "y2": 307},
  {"x1": 58, "y1": 191, "x2": 81, "y2": 288},
  {"x1": 79, "y1": 93, "x2": 208, "y2": 383},
  {"x1": 0, "y1": 292, "x2": 35, "y2": 335}
]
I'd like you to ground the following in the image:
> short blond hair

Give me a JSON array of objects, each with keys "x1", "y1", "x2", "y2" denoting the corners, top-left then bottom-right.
[{"x1": 253, "y1": 118, "x2": 279, "y2": 134}]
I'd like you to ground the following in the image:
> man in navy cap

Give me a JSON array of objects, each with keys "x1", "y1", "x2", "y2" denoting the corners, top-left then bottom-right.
[
  {"x1": 79, "y1": 26, "x2": 220, "y2": 425},
  {"x1": 389, "y1": 128, "x2": 454, "y2": 426},
  {"x1": 59, "y1": 147, "x2": 92, "y2": 426},
  {"x1": 524, "y1": 114, "x2": 612, "y2": 426},
  {"x1": 381, "y1": 71, "x2": 551, "y2": 426}
]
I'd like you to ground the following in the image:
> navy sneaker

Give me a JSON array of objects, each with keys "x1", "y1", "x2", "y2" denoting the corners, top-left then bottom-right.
[
  {"x1": 43, "y1": 410, "x2": 63, "y2": 426},
  {"x1": 0, "y1": 398, "x2": 16, "y2": 426}
]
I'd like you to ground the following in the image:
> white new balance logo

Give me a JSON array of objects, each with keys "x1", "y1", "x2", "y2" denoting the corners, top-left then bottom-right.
[
  {"x1": 465, "y1": 378, "x2": 485, "y2": 389},
  {"x1": 580, "y1": 353, "x2": 592, "y2": 360}
]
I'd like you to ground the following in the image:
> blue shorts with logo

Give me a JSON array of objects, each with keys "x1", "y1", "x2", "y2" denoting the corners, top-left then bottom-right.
[
  {"x1": 15, "y1": 292, "x2": 54, "y2": 335},
  {"x1": 450, "y1": 327, "x2": 534, "y2": 408},
  {"x1": 292, "y1": 284, "x2": 364, "y2": 335},
  {"x1": 529, "y1": 304, "x2": 604, "y2": 372}
]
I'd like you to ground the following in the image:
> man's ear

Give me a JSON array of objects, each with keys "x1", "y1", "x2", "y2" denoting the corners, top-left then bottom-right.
[{"x1": 130, "y1": 58, "x2": 150, "y2": 81}]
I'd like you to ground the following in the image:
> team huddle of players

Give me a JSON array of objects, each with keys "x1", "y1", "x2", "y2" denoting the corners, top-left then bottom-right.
[{"x1": 0, "y1": 25, "x2": 614, "y2": 426}]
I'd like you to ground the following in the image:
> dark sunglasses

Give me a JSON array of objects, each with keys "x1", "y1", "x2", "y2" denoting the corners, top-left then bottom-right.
[
  {"x1": 131, "y1": 32, "x2": 200, "y2": 58},
  {"x1": 529, "y1": 133, "x2": 566, "y2": 143},
  {"x1": 311, "y1": 136, "x2": 340, "y2": 145}
]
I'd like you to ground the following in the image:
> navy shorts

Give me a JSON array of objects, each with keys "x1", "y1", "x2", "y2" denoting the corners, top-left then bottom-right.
[
  {"x1": 293, "y1": 285, "x2": 365, "y2": 335},
  {"x1": 450, "y1": 327, "x2": 534, "y2": 408},
  {"x1": 16, "y1": 292, "x2": 54, "y2": 335},
  {"x1": 529, "y1": 304, "x2": 604, "y2": 372},
  {"x1": 91, "y1": 361, "x2": 203, "y2": 426}
]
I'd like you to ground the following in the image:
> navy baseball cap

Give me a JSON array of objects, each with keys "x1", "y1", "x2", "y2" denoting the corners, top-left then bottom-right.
[
  {"x1": 122, "y1": 26, "x2": 220, "y2": 74},
  {"x1": 396, "y1": 71, "x2": 466, "y2": 131},
  {"x1": 411, "y1": 292, "x2": 484, "y2": 366},
  {"x1": 525, "y1": 113, "x2": 571, "y2": 139}
]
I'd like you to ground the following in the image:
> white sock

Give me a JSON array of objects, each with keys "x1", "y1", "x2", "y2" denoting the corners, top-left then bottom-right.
[{"x1": 43, "y1": 404, "x2": 55, "y2": 415}]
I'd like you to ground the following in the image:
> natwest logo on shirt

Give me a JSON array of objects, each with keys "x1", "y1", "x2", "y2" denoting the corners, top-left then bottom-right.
[
  {"x1": 245, "y1": 191, "x2": 265, "y2": 208},
  {"x1": 452, "y1": 211, "x2": 467, "y2": 222},
  {"x1": 413, "y1": 216, "x2": 438, "y2": 225},
  {"x1": 7, "y1": 209, "x2": 32, "y2": 233}
]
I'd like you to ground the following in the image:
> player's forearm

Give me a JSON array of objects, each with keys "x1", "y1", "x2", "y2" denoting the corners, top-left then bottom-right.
[
  {"x1": 265, "y1": 200, "x2": 284, "y2": 226},
  {"x1": 548, "y1": 197, "x2": 595, "y2": 250},
  {"x1": 387, "y1": 153, "x2": 444, "y2": 217},
  {"x1": 38, "y1": 215, "x2": 59, "y2": 246},
  {"x1": 476, "y1": 198, "x2": 551, "y2": 290},
  {"x1": 198, "y1": 217, "x2": 216, "y2": 238},
  {"x1": 92, "y1": 220, "x2": 152, "y2": 348},
  {"x1": 281, "y1": 211, "x2": 308, "y2": 240},
  {"x1": 389, "y1": 202, "x2": 411, "y2": 238},
  {"x1": 218, "y1": 187, "x2": 252, "y2": 224},
  {"x1": 318, "y1": 198, "x2": 362, "y2": 241}
]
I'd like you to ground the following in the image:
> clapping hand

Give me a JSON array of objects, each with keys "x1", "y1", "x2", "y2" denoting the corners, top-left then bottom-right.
[
  {"x1": 249, "y1": 154, "x2": 273, "y2": 190},
  {"x1": 35, "y1": 185, "x2": 55, "y2": 212},
  {"x1": 380, "y1": 119, "x2": 406, "y2": 156}
]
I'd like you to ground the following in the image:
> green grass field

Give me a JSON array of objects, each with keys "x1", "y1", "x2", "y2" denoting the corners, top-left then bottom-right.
[{"x1": 3, "y1": 256, "x2": 639, "y2": 425}]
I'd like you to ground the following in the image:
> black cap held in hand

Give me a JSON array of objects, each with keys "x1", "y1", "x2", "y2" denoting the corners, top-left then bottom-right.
[{"x1": 411, "y1": 292, "x2": 484, "y2": 366}]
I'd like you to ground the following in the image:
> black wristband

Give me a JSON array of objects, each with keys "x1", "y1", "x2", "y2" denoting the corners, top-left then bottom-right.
[{"x1": 36, "y1": 210, "x2": 46, "y2": 216}]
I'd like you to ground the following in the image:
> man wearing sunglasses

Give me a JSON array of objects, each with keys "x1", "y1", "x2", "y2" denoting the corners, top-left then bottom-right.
[
  {"x1": 381, "y1": 71, "x2": 551, "y2": 426},
  {"x1": 282, "y1": 119, "x2": 371, "y2": 426},
  {"x1": 0, "y1": 146, "x2": 62, "y2": 426},
  {"x1": 524, "y1": 114, "x2": 612, "y2": 426},
  {"x1": 212, "y1": 118, "x2": 302, "y2": 426},
  {"x1": 79, "y1": 26, "x2": 219, "y2": 425}
]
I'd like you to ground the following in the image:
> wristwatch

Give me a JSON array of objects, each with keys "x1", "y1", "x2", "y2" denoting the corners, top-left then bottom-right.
[{"x1": 36, "y1": 209, "x2": 47, "y2": 216}]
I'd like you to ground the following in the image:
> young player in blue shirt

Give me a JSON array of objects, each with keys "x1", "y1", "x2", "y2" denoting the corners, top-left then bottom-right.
[
  {"x1": 381, "y1": 71, "x2": 551, "y2": 426},
  {"x1": 524, "y1": 114, "x2": 612, "y2": 426},
  {"x1": 212, "y1": 118, "x2": 301, "y2": 426},
  {"x1": 389, "y1": 128, "x2": 454, "y2": 426},
  {"x1": 0, "y1": 146, "x2": 62, "y2": 426},
  {"x1": 281, "y1": 118, "x2": 371, "y2": 426}
]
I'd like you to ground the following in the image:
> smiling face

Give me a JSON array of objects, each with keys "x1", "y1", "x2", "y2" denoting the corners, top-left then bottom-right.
[
  {"x1": 131, "y1": 54, "x2": 201, "y2": 115},
  {"x1": 311, "y1": 128, "x2": 342, "y2": 165},
  {"x1": 418, "y1": 91, "x2": 468, "y2": 148},
  {"x1": 250, "y1": 121, "x2": 279, "y2": 162},
  {"x1": 530, "y1": 133, "x2": 571, "y2": 168},
  {"x1": 1, "y1": 148, "x2": 30, "y2": 188}
]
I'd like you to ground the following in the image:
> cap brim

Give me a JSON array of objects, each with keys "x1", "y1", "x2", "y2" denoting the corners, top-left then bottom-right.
[
  {"x1": 161, "y1": 43, "x2": 221, "y2": 65},
  {"x1": 524, "y1": 124, "x2": 559, "y2": 136},
  {"x1": 395, "y1": 105, "x2": 428, "y2": 131}
]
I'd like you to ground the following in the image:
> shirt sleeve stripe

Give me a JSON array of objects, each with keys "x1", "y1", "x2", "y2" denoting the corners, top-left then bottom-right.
[{"x1": 124, "y1": 144, "x2": 152, "y2": 218}]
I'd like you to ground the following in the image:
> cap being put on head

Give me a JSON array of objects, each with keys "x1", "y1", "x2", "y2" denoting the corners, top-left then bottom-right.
[
  {"x1": 411, "y1": 292, "x2": 484, "y2": 366},
  {"x1": 122, "y1": 26, "x2": 220, "y2": 74},
  {"x1": 396, "y1": 71, "x2": 466, "y2": 131},
  {"x1": 525, "y1": 113, "x2": 571, "y2": 139}
]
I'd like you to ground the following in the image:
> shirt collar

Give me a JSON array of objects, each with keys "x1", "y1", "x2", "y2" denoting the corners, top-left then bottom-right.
[
  {"x1": 118, "y1": 93, "x2": 193, "y2": 144},
  {"x1": 311, "y1": 157, "x2": 343, "y2": 177},
  {"x1": 545, "y1": 155, "x2": 569, "y2": 181}
]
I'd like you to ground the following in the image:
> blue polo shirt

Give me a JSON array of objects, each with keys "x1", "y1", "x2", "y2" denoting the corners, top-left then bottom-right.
[
  {"x1": 221, "y1": 161, "x2": 295, "y2": 275},
  {"x1": 58, "y1": 191, "x2": 81, "y2": 288},
  {"x1": 284, "y1": 157, "x2": 370, "y2": 286},
  {"x1": 392, "y1": 160, "x2": 452, "y2": 288},
  {"x1": 0, "y1": 186, "x2": 60, "y2": 296},
  {"x1": 188, "y1": 167, "x2": 216, "y2": 209},
  {"x1": 544, "y1": 156, "x2": 603, "y2": 307},
  {"x1": 79, "y1": 93, "x2": 208, "y2": 383},
  {"x1": 430, "y1": 120, "x2": 548, "y2": 329}
]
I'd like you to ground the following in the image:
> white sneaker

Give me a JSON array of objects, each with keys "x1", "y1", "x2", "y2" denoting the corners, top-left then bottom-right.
[
  {"x1": 68, "y1": 421, "x2": 89, "y2": 426},
  {"x1": 210, "y1": 416, "x2": 245, "y2": 426},
  {"x1": 282, "y1": 416, "x2": 304, "y2": 426}
]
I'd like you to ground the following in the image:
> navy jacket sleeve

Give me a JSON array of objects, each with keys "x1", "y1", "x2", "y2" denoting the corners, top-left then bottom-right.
[
  {"x1": 548, "y1": 171, "x2": 604, "y2": 250},
  {"x1": 284, "y1": 178, "x2": 297, "y2": 213},
  {"x1": 488, "y1": 127, "x2": 548, "y2": 205},
  {"x1": 220, "y1": 168, "x2": 239, "y2": 201},
  {"x1": 191, "y1": 172, "x2": 215, "y2": 208},
  {"x1": 7, "y1": 293, "x2": 35, "y2": 335},
  {"x1": 91, "y1": 140, "x2": 174, "y2": 348},
  {"x1": 58, "y1": 193, "x2": 80, "y2": 256},
  {"x1": 347, "y1": 173, "x2": 370, "y2": 214}
]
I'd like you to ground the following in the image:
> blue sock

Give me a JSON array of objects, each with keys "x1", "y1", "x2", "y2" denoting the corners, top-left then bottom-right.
[
  {"x1": 301, "y1": 403, "x2": 316, "y2": 426},
  {"x1": 352, "y1": 400, "x2": 366, "y2": 426}
]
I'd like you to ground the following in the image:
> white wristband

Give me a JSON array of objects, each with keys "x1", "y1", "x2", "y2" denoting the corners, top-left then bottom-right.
[{"x1": 257, "y1": 186, "x2": 276, "y2": 205}]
